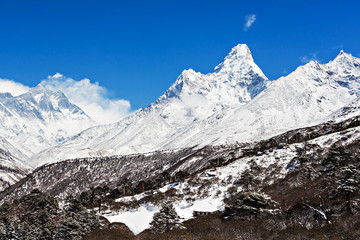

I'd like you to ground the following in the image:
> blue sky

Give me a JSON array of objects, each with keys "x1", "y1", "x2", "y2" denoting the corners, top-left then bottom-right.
[{"x1": 0, "y1": 0, "x2": 359, "y2": 120}]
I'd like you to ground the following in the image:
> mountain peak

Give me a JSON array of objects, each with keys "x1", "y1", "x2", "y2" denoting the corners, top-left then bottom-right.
[
  {"x1": 159, "y1": 43, "x2": 268, "y2": 108},
  {"x1": 30, "y1": 84, "x2": 47, "y2": 94},
  {"x1": 305, "y1": 60, "x2": 321, "y2": 69},
  {"x1": 228, "y1": 44, "x2": 253, "y2": 60},
  {"x1": 333, "y1": 50, "x2": 355, "y2": 62},
  {"x1": 214, "y1": 44, "x2": 254, "y2": 72}
]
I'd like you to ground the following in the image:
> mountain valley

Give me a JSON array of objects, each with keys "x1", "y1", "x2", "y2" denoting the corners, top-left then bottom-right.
[{"x1": 0, "y1": 44, "x2": 360, "y2": 239}]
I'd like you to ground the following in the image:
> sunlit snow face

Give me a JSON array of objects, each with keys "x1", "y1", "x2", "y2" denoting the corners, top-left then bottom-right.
[{"x1": 41, "y1": 74, "x2": 132, "y2": 124}]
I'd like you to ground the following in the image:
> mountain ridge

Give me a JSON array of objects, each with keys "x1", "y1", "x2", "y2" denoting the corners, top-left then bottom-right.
[
  {"x1": 29, "y1": 44, "x2": 271, "y2": 166},
  {"x1": 29, "y1": 45, "x2": 360, "y2": 167},
  {"x1": 0, "y1": 84, "x2": 96, "y2": 160}
]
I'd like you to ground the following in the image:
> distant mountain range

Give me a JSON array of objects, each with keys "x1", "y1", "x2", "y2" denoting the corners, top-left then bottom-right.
[
  {"x1": 0, "y1": 84, "x2": 94, "y2": 157},
  {"x1": 0, "y1": 84, "x2": 95, "y2": 188},
  {"x1": 30, "y1": 44, "x2": 360, "y2": 167},
  {"x1": 0, "y1": 43, "x2": 360, "y2": 189}
]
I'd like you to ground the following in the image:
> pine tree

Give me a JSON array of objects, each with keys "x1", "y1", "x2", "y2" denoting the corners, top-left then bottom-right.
[{"x1": 149, "y1": 202, "x2": 184, "y2": 234}]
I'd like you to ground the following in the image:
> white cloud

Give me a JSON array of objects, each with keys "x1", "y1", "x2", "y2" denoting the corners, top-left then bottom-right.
[
  {"x1": 41, "y1": 73, "x2": 133, "y2": 124},
  {"x1": 244, "y1": 14, "x2": 256, "y2": 31},
  {"x1": 52, "y1": 72, "x2": 64, "y2": 78},
  {"x1": 0, "y1": 78, "x2": 30, "y2": 96},
  {"x1": 300, "y1": 52, "x2": 319, "y2": 63}
]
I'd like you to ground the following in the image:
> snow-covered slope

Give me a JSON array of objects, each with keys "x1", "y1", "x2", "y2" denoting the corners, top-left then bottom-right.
[
  {"x1": 0, "y1": 84, "x2": 95, "y2": 159},
  {"x1": 326, "y1": 96, "x2": 360, "y2": 122},
  {"x1": 30, "y1": 44, "x2": 269, "y2": 166},
  {"x1": 4, "y1": 115, "x2": 359, "y2": 235},
  {"x1": 168, "y1": 51, "x2": 360, "y2": 146},
  {"x1": 31, "y1": 46, "x2": 360, "y2": 167},
  {"x1": 0, "y1": 148, "x2": 30, "y2": 191},
  {"x1": 102, "y1": 122, "x2": 360, "y2": 235}
]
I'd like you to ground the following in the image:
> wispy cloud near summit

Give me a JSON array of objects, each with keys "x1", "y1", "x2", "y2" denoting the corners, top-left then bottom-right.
[
  {"x1": 244, "y1": 14, "x2": 256, "y2": 31},
  {"x1": 0, "y1": 73, "x2": 133, "y2": 124},
  {"x1": 0, "y1": 78, "x2": 30, "y2": 96},
  {"x1": 42, "y1": 73, "x2": 133, "y2": 124}
]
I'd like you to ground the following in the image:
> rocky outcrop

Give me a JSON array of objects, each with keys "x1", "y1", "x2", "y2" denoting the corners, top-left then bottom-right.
[{"x1": 222, "y1": 191, "x2": 280, "y2": 221}]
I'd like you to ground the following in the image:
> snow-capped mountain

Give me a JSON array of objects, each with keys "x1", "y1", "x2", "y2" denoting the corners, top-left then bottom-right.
[
  {"x1": 0, "y1": 84, "x2": 95, "y2": 159},
  {"x1": 30, "y1": 44, "x2": 270, "y2": 166},
  {"x1": 30, "y1": 45, "x2": 360, "y2": 167},
  {"x1": 170, "y1": 50, "x2": 360, "y2": 146}
]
